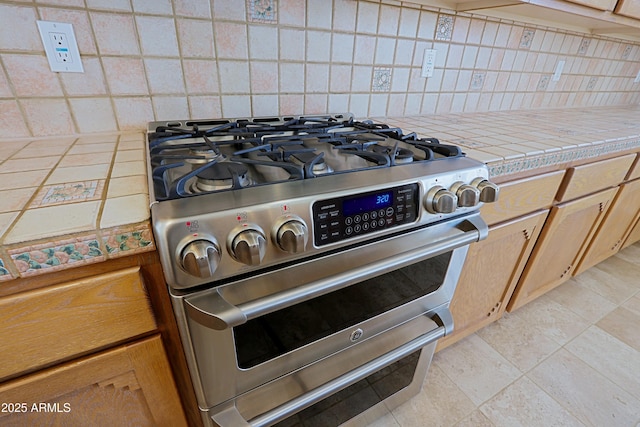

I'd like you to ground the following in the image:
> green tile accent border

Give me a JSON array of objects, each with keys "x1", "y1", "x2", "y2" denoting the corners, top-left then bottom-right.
[
  {"x1": 8, "y1": 235, "x2": 105, "y2": 277},
  {"x1": 0, "y1": 256, "x2": 15, "y2": 281},
  {"x1": 102, "y1": 222, "x2": 155, "y2": 259},
  {"x1": 488, "y1": 137, "x2": 640, "y2": 178}
]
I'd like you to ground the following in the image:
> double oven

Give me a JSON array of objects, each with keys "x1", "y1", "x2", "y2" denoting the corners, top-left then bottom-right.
[{"x1": 147, "y1": 114, "x2": 497, "y2": 426}]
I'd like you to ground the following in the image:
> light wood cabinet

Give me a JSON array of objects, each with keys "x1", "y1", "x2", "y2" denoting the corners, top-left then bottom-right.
[
  {"x1": 508, "y1": 187, "x2": 618, "y2": 311},
  {"x1": 438, "y1": 210, "x2": 548, "y2": 350},
  {"x1": 555, "y1": 154, "x2": 635, "y2": 203},
  {"x1": 575, "y1": 178, "x2": 640, "y2": 274},
  {"x1": 622, "y1": 215, "x2": 640, "y2": 248},
  {"x1": 0, "y1": 268, "x2": 156, "y2": 381},
  {"x1": 480, "y1": 171, "x2": 564, "y2": 225},
  {"x1": 615, "y1": 0, "x2": 640, "y2": 19},
  {"x1": 0, "y1": 335, "x2": 187, "y2": 427},
  {"x1": 564, "y1": 0, "x2": 617, "y2": 10},
  {"x1": 0, "y1": 256, "x2": 193, "y2": 426}
]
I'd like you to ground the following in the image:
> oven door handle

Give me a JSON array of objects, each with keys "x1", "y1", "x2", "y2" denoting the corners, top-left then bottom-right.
[
  {"x1": 210, "y1": 312, "x2": 447, "y2": 427},
  {"x1": 185, "y1": 215, "x2": 485, "y2": 331}
]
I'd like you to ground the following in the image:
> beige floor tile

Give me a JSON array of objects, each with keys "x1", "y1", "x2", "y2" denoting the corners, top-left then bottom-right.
[
  {"x1": 390, "y1": 364, "x2": 476, "y2": 426},
  {"x1": 476, "y1": 312, "x2": 561, "y2": 373},
  {"x1": 480, "y1": 376, "x2": 584, "y2": 427},
  {"x1": 453, "y1": 409, "x2": 494, "y2": 427},
  {"x1": 596, "y1": 307, "x2": 640, "y2": 352},
  {"x1": 546, "y1": 278, "x2": 618, "y2": 323},
  {"x1": 594, "y1": 255, "x2": 640, "y2": 291},
  {"x1": 564, "y1": 264, "x2": 637, "y2": 306},
  {"x1": 507, "y1": 295, "x2": 590, "y2": 346},
  {"x1": 529, "y1": 349, "x2": 640, "y2": 427},
  {"x1": 565, "y1": 326, "x2": 640, "y2": 401},
  {"x1": 613, "y1": 243, "x2": 640, "y2": 266},
  {"x1": 622, "y1": 294, "x2": 640, "y2": 315},
  {"x1": 364, "y1": 411, "x2": 400, "y2": 427},
  {"x1": 433, "y1": 334, "x2": 522, "y2": 406}
]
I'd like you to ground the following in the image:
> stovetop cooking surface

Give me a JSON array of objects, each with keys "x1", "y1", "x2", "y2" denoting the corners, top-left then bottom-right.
[{"x1": 147, "y1": 113, "x2": 464, "y2": 202}]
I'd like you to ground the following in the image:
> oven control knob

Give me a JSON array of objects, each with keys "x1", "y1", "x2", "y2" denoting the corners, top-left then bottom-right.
[
  {"x1": 181, "y1": 240, "x2": 221, "y2": 279},
  {"x1": 471, "y1": 177, "x2": 500, "y2": 203},
  {"x1": 425, "y1": 185, "x2": 458, "y2": 214},
  {"x1": 450, "y1": 181, "x2": 480, "y2": 207},
  {"x1": 275, "y1": 219, "x2": 308, "y2": 253},
  {"x1": 230, "y1": 229, "x2": 267, "y2": 266}
]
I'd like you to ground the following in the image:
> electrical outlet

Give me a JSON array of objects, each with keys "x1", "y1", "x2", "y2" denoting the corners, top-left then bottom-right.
[
  {"x1": 552, "y1": 60, "x2": 565, "y2": 82},
  {"x1": 421, "y1": 49, "x2": 437, "y2": 78},
  {"x1": 37, "y1": 21, "x2": 84, "y2": 73}
]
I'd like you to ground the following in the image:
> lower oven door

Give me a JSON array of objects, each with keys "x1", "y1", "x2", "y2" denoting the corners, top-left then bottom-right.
[
  {"x1": 172, "y1": 213, "x2": 487, "y2": 425},
  {"x1": 211, "y1": 313, "x2": 442, "y2": 427}
]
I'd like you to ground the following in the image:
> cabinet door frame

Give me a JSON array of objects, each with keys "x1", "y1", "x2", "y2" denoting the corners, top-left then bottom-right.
[
  {"x1": 575, "y1": 178, "x2": 640, "y2": 274},
  {"x1": 507, "y1": 187, "x2": 618, "y2": 312},
  {"x1": 438, "y1": 210, "x2": 548, "y2": 350},
  {"x1": 0, "y1": 335, "x2": 187, "y2": 427}
]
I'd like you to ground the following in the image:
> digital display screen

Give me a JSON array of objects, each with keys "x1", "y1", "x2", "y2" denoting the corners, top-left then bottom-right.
[{"x1": 343, "y1": 190, "x2": 394, "y2": 216}]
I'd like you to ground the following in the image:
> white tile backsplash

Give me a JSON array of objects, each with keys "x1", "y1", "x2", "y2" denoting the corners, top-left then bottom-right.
[{"x1": 0, "y1": 0, "x2": 636, "y2": 137}]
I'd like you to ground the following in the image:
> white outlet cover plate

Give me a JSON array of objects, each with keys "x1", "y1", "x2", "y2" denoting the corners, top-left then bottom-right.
[
  {"x1": 37, "y1": 20, "x2": 84, "y2": 73},
  {"x1": 421, "y1": 49, "x2": 437, "y2": 78}
]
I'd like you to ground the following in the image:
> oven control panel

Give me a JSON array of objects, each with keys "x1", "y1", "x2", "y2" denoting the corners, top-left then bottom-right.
[{"x1": 312, "y1": 184, "x2": 419, "y2": 246}]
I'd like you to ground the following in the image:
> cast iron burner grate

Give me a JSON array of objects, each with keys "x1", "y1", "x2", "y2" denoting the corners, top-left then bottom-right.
[{"x1": 147, "y1": 114, "x2": 465, "y2": 201}]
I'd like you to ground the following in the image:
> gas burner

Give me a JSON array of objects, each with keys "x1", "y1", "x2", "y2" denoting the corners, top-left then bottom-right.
[
  {"x1": 371, "y1": 145, "x2": 415, "y2": 164},
  {"x1": 193, "y1": 162, "x2": 251, "y2": 193},
  {"x1": 311, "y1": 158, "x2": 333, "y2": 175},
  {"x1": 186, "y1": 147, "x2": 227, "y2": 165}
]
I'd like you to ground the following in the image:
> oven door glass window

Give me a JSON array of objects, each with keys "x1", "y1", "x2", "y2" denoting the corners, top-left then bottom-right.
[{"x1": 233, "y1": 251, "x2": 452, "y2": 369}]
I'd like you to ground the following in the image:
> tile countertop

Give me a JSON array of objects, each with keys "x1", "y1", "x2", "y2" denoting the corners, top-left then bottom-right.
[
  {"x1": 384, "y1": 105, "x2": 640, "y2": 180},
  {"x1": 1, "y1": 105, "x2": 639, "y2": 283},
  {"x1": 0, "y1": 131, "x2": 153, "y2": 282}
]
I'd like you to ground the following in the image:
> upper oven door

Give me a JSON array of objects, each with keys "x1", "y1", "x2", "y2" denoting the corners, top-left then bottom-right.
[{"x1": 174, "y1": 212, "x2": 487, "y2": 409}]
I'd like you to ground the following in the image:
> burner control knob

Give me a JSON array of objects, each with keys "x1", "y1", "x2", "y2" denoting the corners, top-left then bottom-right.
[
  {"x1": 425, "y1": 186, "x2": 458, "y2": 214},
  {"x1": 450, "y1": 181, "x2": 480, "y2": 207},
  {"x1": 275, "y1": 218, "x2": 308, "y2": 254},
  {"x1": 181, "y1": 240, "x2": 221, "y2": 279},
  {"x1": 230, "y1": 229, "x2": 267, "y2": 266},
  {"x1": 471, "y1": 177, "x2": 500, "y2": 203}
]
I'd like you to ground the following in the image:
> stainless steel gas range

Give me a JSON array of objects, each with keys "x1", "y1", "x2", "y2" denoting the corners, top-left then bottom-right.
[{"x1": 147, "y1": 113, "x2": 498, "y2": 427}]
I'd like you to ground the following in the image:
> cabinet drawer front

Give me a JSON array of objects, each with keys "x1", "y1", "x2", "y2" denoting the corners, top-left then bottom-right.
[
  {"x1": 0, "y1": 267, "x2": 156, "y2": 381},
  {"x1": 556, "y1": 154, "x2": 635, "y2": 202},
  {"x1": 480, "y1": 171, "x2": 564, "y2": 226},
  {"x1": 564, "y1": 0, "x2": 617, "y2": 10},
  {"x1": 615, "y1": 0, "x2": 640, "y2": 19}
]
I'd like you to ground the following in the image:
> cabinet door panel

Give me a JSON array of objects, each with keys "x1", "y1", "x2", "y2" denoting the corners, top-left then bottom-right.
[
  {"x1": 438, "y1": 210, "x2": 548, "y2": 350},
  {"x1": 507, "y1": 187, "x2": 618, "y2": 312},
  {"x1": 575, "y1": 179, "x2": 640, "y2": 274},
  {"x1": 0, "y1": 267, "x2": 156, "y2": 381},
  {"x1": 0, "y1": 335, "x2": 187, "y2": 427}
]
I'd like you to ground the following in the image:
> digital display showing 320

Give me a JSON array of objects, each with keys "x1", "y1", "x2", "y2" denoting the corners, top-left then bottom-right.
[{"x1": 342, "y1": 190, "x2": 393, "y2": 216}]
